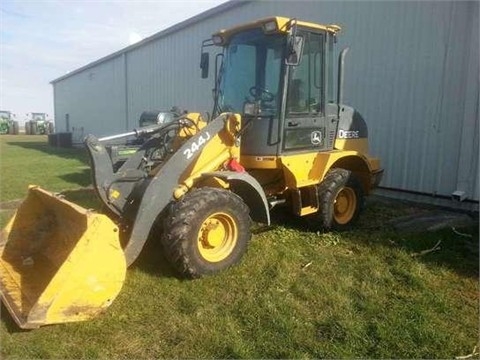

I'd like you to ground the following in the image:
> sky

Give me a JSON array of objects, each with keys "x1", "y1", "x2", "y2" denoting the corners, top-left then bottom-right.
[{"x1": 0, "y1": 0, "x2": 228, "y2": 124}]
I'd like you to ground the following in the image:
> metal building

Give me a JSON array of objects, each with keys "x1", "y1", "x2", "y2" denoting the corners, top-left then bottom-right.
[{"x1": 51, "y1": 0, "x2": 479, "y2": 203}]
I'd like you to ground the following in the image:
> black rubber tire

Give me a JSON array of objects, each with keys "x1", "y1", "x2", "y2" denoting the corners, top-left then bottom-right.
[
  {"x1": 161, "y1": 187, "x2": 251, "y2": 278},
  {"x1": 309, "y1": 168, "x2": 364, "y2": 231},
  {"x1": 12, "y1": 121, "x2": 19, "y2": 135},
  {"x1": 30, "y1": 122, "x2": 37, "y2": 135}
]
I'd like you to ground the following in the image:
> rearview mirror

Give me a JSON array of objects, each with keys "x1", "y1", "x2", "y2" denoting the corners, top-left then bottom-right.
[
  {"x1": 285, "y1": 35, "x2": 304, "y2": 66},
  {"x1": 200, "y1": 52, "x2": 209, "y2": 79}
]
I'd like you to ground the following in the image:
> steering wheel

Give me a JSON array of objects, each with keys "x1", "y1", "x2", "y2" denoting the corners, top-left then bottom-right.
[{"x1": 249, "y1": 86, "x2": 275, "y2": 103}]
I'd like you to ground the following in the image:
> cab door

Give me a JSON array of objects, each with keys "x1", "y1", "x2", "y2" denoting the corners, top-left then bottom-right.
[{"x1": 282, "y1": 31, "x2": 328, "y2": 153}]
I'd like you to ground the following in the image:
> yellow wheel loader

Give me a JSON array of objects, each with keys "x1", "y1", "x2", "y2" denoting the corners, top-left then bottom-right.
[{"x1": 0, "y1": 17, "x2": 383, "y2": 329}]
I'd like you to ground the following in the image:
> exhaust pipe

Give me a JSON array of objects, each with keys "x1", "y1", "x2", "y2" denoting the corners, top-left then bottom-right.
[{"x1": 337, "y1": 47, "x2": 350, "y2": 115}]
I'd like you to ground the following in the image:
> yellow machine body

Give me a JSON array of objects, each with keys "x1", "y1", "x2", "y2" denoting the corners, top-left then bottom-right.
[
  {"x1": 213, "y1": 16, "x2": 341, "y2": 44},
  {"x1": 0, "y1": 16, "x2": 383, "y2": 328},
  {"x1": 0, "y1": 186, "x2": 126, "y2": 329}
]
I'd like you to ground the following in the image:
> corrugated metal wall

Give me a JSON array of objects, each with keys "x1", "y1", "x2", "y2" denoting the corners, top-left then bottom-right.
[
  {"x1": 53, "y1": 55, "x2": 127, "y2": 142},
  {"x1": 52, "y1": 0, "x2": 479, "y2": 201}
]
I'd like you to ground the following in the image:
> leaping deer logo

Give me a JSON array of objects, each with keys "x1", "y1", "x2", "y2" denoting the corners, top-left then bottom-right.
[{"x1": 311, "y1": 131, "x2": 322, "y2": 145}]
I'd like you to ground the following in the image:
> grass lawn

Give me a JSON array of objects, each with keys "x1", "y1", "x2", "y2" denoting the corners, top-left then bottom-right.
[
  {"x1": 0, "y1": 135, "x2": 478, "y2": 358},
  {"x1": 0, "y1": 135, "x2": 91, "y2": 201}
]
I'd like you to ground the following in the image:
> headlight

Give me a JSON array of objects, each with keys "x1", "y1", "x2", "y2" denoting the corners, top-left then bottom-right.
[
  {"x1": 212, "y1": 35, "x2": 223, "y2": 45},
  {"x1": 263, "y1": 20, "x2": 278, "y2": 32},
  {"x1": 157, "y1": 112, "x2": 166, "y2": 124},
  {"x1": 156, "y1": 112, "x2": 174, "y2": 124}
]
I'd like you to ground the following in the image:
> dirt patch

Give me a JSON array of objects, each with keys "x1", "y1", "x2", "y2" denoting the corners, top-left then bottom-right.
[{"x1": 388, "y1": 211, "x2": 476, "y2": 233}]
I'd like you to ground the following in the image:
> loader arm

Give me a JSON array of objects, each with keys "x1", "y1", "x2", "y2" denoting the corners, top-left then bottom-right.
[
  {"x1": 84, "y1": 121, "x2": 181, "y2": 218},
  {"x1": 85, "y1": 113, "x2": 247, "y2": 266}
]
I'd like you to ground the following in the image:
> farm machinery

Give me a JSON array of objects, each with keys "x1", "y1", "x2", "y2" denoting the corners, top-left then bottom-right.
[
  {"x1": 0, "y1": 111, "x2": 19, "y2": 135},
  {"x1": 25, "y1": 112, "x2": 54, "y2": 135},
  {"x1": 0, "y1": 17, "x2": 383, "y2": 329}
]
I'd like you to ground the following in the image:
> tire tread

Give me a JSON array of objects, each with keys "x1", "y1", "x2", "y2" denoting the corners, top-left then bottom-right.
[{"x1": 161, "y1": 187, "x2": 250, "y2": 278}]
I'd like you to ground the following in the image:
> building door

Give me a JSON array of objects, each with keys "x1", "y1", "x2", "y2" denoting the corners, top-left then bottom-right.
[{"x1": 65, "y1": 114, "x2": 70, "y2": 132}]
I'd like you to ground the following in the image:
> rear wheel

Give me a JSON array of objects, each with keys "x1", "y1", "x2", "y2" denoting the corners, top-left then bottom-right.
[
  {"x1": 30, "y1": 122, "x2": 38, "y2": 135},
  {"x1": 309, "y1": 168, "x2": 364, "y2": 231},
  {"x1": 161, "y1": 187, "x2": 251, "y2": 278}
]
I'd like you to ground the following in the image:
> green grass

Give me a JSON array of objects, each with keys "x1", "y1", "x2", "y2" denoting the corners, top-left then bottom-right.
[
  {"x1": 0, "y1": 135, "x2": 91, "y2": 201},
  {"x1": 0, "y1": 135, "x2": 478, "y2": 358}
]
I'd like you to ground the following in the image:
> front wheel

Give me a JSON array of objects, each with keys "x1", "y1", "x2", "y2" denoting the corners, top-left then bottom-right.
[
  {"x1": 309, "y1": 168, "x2": 364, "y2": 231},
  {"x1": 161, "y1": 187, "x2": 251, "y2": 278}
]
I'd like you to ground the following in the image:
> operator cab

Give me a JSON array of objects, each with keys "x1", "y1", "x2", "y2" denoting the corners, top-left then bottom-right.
[{"x1": 201, "y1": 17, "x2": 342, "y2": 164}]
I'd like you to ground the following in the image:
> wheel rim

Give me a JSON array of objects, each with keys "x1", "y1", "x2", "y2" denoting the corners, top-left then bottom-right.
[
  {"x1": 334, "y1": 187, "x2": 357, "y2": 225},
  {"x1": 198, "y1": 212, "x2": 237, "y2": 263}
]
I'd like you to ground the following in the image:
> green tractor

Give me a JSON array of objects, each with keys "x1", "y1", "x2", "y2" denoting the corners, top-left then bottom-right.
[
  {"x1": 0, "y1": 111, "x2": 19, "y2": 135},
  {"x1": 25, "y1": 112, "x2": 54, "y2": 135}
]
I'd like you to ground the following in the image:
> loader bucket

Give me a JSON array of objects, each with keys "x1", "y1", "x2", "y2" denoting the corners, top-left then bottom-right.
[{"x1": 0, "y1": 186, "x2": 126, "y2": 329}]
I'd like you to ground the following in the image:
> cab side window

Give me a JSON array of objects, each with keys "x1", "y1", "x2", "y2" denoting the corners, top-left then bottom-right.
[{"x1": 286, "y1": 32, "x2": 324, "y2": 115}]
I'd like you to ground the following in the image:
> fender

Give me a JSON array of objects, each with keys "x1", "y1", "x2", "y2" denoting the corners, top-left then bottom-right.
[{"x1": 201, "y1": 171, "x2": 271, "y2": 225}]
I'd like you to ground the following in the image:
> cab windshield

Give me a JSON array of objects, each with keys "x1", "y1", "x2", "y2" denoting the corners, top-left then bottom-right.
[{"x1": 217, "y1": 28, "x2": 285, "y2": 116}]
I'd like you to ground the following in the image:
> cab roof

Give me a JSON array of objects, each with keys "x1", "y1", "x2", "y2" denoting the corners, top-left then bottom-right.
[{"x1": 213, "y1": 16, "x2": 341, "y2": 44}]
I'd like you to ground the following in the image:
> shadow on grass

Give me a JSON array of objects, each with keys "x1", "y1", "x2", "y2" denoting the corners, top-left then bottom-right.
[
  {"x1": 396, "y1": 227, "x2": 478, "y2": 278},
  {"x1": 0, "y1": 303, "x2": 30, "y2": 333},
  {"x1": 59, "y1": 169, "x2": 92, "y2": 188},
  {"x1": 258, "y1": 206, "x2": 310, "y2": 232},
  {"x1": 353, "y1": 199, "x2": 479, "y2": 279},
  {"x1": 5, "y1": 140, "x2": 89, "y2": 165},
  {"x1": 260, "y1": 197, "x2": 479, "y2": 280},
  {"x1": 132, "y1": 237, "x2": 179, "y2": 279},
  {"x1": 60, "y1": 188, "x2": 99, "y2": 209}
]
